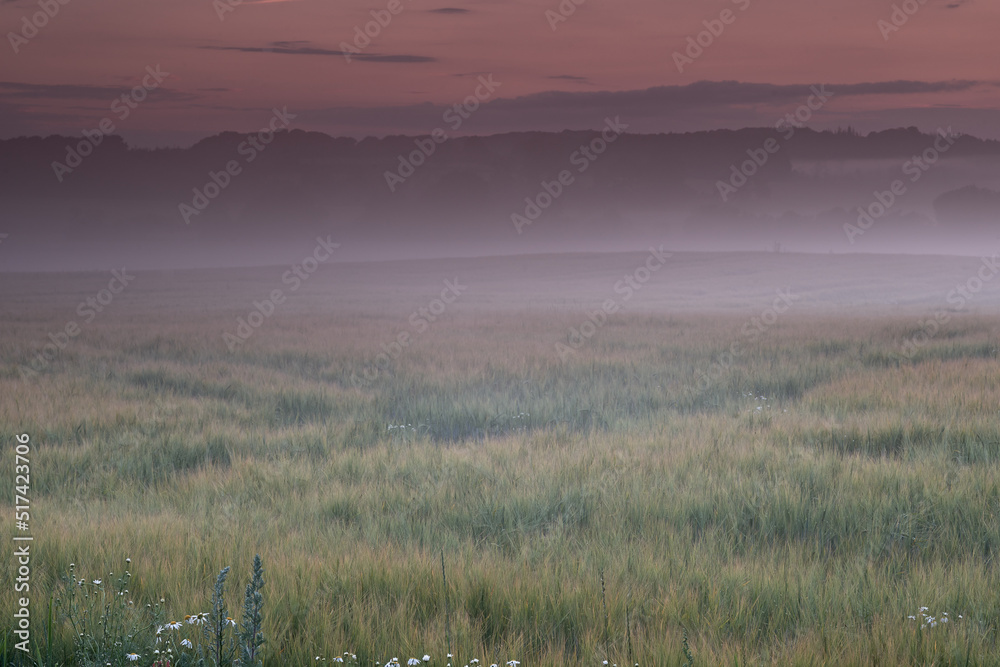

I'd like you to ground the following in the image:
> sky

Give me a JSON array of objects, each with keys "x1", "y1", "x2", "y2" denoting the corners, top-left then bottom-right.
[{"x1": 1, "y1": 0, "x2": 999, "y2": 146}]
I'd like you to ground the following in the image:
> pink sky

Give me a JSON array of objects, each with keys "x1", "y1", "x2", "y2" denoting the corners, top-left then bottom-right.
[{"x1": 2, "y1": 0, "x2": 999, "y2": 146}]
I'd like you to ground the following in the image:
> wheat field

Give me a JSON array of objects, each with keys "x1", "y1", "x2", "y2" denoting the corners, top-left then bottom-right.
[{"x1": 3, "y1": 252, "x2": 1000, "y2": 666}]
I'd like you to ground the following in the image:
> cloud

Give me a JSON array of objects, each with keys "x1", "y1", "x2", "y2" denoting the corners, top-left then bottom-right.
[
  {"x1": 0, "y1": 81, "x2": 197, "y2": 103},
  {"x1": 0, "y1": 82, "x2": 197, "y2": 142},
  {"x1": 469, "y1": 79, "x2": 996, "y2": 123},
  {"x1": 0, "y1": 81, "x2": 129, "y2": 101},
  {"x1": 200, "y1": 42, "x2": 436, "y2": 63},
  {"x1": 297, "y1": 79, "x2": 999, "y2": 137},
  {"x1": 828, "y1": 80, "x2": 992, "y2": 96},
  {"x1": 548, "y1": 75, "x2": 592, "y2": 84}
]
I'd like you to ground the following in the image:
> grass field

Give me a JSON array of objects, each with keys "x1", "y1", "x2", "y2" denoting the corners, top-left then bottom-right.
[{"x1": 3, "y1": 252, "x2": 1000, "y2": 666}]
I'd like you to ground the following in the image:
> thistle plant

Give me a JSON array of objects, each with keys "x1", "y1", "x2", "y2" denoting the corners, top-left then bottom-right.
[
  {"x1": 238, "y1": 555, "x2": 266, "y2": 667},
  {"x1": 204, "y1": 566, "x2": 238, "y2": 667},
  {"x1": 680, "y1": 627, "x2": 694, "y2": 667}
]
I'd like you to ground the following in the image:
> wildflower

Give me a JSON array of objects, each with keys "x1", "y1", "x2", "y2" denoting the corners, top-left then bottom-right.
[
  {"x1": 225, "y1": 617, "x2": 237, "y2": 627},
  {"x1": 93, "y1": 579, "x2": 102, "y2": 585},
  {"x1": 424, "y1": 657, "x2": 431, "y2": 663},
  {"x1": 126, "y1": 653, "x2": 140, "y2": 662},
  {"x1": 333, "y1": 658, "x2": 344, "y2": 663},
  {"x1": 507, "y1": 662, "x2": 520, "y2": 667},
  {"x1": 126, "y1": 558, "x2": 131, "y2": 564},
  {"x1": 408, "y1": 660, "x2": 421, "y2": 666},
  {"x1": 181, "y1": 639, "x2": 193, "y2": 649}
]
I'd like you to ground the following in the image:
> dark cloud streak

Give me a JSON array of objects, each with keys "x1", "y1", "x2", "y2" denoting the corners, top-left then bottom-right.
[
  {"x1": 200, "y1": 42, "x2": 436, "y2": 63},
  {"x1": 0, "y1": 81, "x2": 198, "y2": 103},
  {"x1": 298, "y1": 79, "x2": 995, "y2": 135},
  {"x1": 548, "y1": 75, "x2": 592, "y2": 83}
]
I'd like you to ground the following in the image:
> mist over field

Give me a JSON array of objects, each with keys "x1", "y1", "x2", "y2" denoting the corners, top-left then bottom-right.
[
  {"x1": 3, "y1": 126, "x2": 1000, "y2": 271},
  {"x1": 4, "y1": 0, "x2": 1000, "y2": 664}
]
